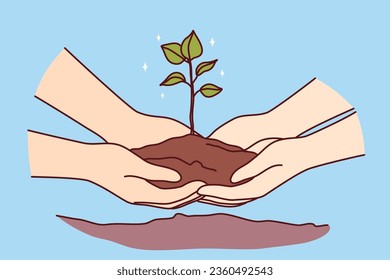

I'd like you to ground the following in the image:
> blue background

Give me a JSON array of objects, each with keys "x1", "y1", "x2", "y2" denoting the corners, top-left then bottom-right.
[{"x1": 1, "y1": 0, "x2": 389, "y2": 259}]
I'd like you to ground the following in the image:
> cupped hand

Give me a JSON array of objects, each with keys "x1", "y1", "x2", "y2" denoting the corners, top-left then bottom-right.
[
  {"x1": 28, "y1": 130, "x2": 205, "y2": 209},
  {"x1": 199, "y1": 112, "x2": 365, "y2": 206},
  {"x1": 85, "y1": 143, "x2": 205, "y2": 208},
  {"x1": 197, "y1": 137, "x2": 307, "y2": 205}
]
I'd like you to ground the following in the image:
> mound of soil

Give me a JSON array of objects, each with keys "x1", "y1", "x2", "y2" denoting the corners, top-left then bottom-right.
[
  {"x1": 58, "y1": 213, "x2": 330, "y2": 250},
  {"x1": 131, "y1": 135, "x2": 257, "y2": 189}
]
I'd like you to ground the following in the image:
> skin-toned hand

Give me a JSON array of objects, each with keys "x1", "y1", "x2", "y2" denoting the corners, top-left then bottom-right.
[
  {"x1": 199, "y1": 78, "x2": 356, "y2": 205},
  {"x1": 198, "y1": 112, "x2": 365, "y2": 205},
  {"x1": 208, "y1": 78, "x2": 354, "y2": 149},
  {"x1": 28, "y1": 130, "x2": 205, "y2": 209},
  {"x1": 35, "y1": 48, "x2": 190, "y2": 149},
  {"x1": 33, "y1": 48, "x2": 204, "y2": 208}
]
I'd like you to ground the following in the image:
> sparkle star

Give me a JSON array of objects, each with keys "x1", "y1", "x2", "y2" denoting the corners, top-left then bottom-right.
[
  {"x1": 161, "y1": 92, "x2": 164, "y2": 99},
  {"x1": 210, "y1": 37, "x2": 215, "y2": 47},
  {"x1": 142, "y1": 62, "x2": 148, "y2": 72},
  {"x1": 220, "y1": 70, "x2": 225, "y2": 77},
  {"x1": 156, "y1": 34, "x2": 161, "y2": 42}
]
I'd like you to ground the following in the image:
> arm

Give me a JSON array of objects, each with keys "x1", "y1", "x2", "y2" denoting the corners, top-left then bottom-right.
[
  {"x1": 27, "y1": 130, "x2": 180, "y2": 182},
  {"x1": 27, "y1": 130, "x2": 206, "y2": 208},
  {"x1": 35, "y1": 48, "x2": 189, "y2": 148},
  {"x1": 209, "y1": 78, "x2": 354, "y2": 148},
  {"x1": 268, "y1": 78, "x2": 354, "y2": 137},
  {"x1": 28, "y1": 130, "x2": 96, "y2": 180},
  {"x1": 233, "y1": 112, "x2": 365, "y2": 184},
  {"x1": 198, "y1": 112, "x2": 365, "y2": 203},
  {"x1": 298, "y1": 112, "x2": 365, "y2": 169}
]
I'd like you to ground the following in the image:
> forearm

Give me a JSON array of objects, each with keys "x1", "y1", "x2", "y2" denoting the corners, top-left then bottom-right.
[
  {"x1": 301, "y1": 112, "x2": 365, "y2": 168},
  {"x1": 267, "y1": 78, "x2": 354, "y2": 137},
  {"x1": 210, "y1": 78, "x2": 354, "y2": 149},
  {"x1": 35, "y1": 48, "x2": 138, "y2": 143},
  {"x1": 28, "y1": 130, "x2": 95, "y2": 180}
]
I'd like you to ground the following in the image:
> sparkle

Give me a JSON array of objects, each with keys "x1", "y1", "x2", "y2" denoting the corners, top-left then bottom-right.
[
  {"x1": 156, "y1": 34, "x2": 161, "y2": 42},
  {"x1": 220, "y1": 70, "x2": 225, "y2": 77},
  {"x1": 161, "y1": 92, "x2": 164, "y2": 99},
  {"x1": 210, "y1": 37, "x2": 215, "y2": 47},
  {"x1": 142, "y1": 62, "x2": 148, "y2": 72}
]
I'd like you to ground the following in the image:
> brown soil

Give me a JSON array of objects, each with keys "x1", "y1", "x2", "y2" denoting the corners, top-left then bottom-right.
[
  {"x1": 58, "y1": 213, "x2": 330, "y2": 250},
  {"x1": 131, "y1": 135, "x2": 257, "y2": 189}
]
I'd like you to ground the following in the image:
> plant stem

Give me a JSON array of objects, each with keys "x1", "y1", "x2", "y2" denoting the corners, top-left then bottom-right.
[{"x1": 188, "y1": 59, "x2": 195, "y2": 134}]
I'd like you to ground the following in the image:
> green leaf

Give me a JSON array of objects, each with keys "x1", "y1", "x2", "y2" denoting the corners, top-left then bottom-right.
[
  {"x1": 160, "y1": 72, "x2": 186, "y2": 86},
  {"x1": 181, "y1": 30, "x2": 203, "y2": 60},
  {"x1": 196, "y1": 59, "x2": 218, "y2": 77},
  {"x1": 199, "y1": 83, "x2": 223, "y2": 98},
  {"x1": 161, "y1": 43, "x2": 185, "y2": 65}
]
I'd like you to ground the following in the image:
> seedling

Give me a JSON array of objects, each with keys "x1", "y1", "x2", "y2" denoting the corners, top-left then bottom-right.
[{"x1": 160, "y1": 30, "x2": 222, "y2": 134}]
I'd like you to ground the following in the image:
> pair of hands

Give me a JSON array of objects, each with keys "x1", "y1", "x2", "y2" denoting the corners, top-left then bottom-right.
[
  {"x1": 59, "y1": 109, "x2": 363, "y2": 209},
  {"x1": 27, "y1": 121, "x2": 305, "y2": 209},
  {"x1": 29, "y1": 48, "x2": 364, "y2": 208}
]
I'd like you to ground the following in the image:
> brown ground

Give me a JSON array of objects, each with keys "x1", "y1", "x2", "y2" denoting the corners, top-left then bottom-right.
[
  {"x1": 58, "y1": 213, "x2": 330, "y2": 250},
  {"x1": 131, "y1": 135, "x2": 257, "y2": 189}
]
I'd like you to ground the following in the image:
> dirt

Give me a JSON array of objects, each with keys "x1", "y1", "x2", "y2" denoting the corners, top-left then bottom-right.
[
  {"x1": 58, "y1": 213, "x2": 330, "y2": 250},
  {"x1": 131, "y1": 134, "x2": 257, "y2": 189}
]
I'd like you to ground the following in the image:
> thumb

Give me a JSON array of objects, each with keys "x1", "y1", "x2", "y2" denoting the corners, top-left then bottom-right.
[
  {"x1": 231, "y1": 151, "x2": 277, "y2": 183},
  {"x1": 127, "y1": 155, "x2": 181, "y2": 182},
  {"x1": 247, "y1": 138, "x2": 281, "y2": 153}
]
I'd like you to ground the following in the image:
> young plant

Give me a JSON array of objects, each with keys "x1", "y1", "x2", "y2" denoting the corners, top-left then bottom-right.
[{"x1": 160, "y1": 30, "x2": 222, "y2": 134}]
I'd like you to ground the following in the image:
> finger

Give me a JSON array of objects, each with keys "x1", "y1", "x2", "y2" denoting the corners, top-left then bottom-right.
[
  {"x1": 132, "y1": 180, "x2": 205, "y2": 205},
  {"x1": 198, "y1": 198, "x2": 251, "y2": 208},
  {"x1": 127, "y1": 153, "x2": 181, "y2": 182},
  {"x1": 199, "y1": 195, "x2": 253, "y2": 204},
  {"x1": 198, "y1": 200, "x2": 242, "y2": 207},
  {"x1": 198, "y1": 165, "x2": 283, "y2": 200},
  {"x1": 231, "y1": 151, "x2": 280, "y2": 183},
  {"x1": 247, "y1": 138, "x2": 281, "y2": 154},
  {"x1": 138, "y1": 193, "x2": 202, "y2": 209}
]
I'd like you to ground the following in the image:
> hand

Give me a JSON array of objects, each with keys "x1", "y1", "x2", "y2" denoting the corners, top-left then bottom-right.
[
  {"x1": 198, "y1": 137, "x2": 305, "y2": 205},
  {"x1": 33, "y1": 49, "x2": 202, "y2": 208},
  {"x1": 199, "y1": 113, "x2": 365, "y2": 206},
  {"x1": 35, "y1": 48, "x2": 190, "y2": 150},
  {"x1": 201, "y1": 79, "x2": 357, "y2": 206},
  {"x1": 87, "y1": 143, "x2": 205, "y2": 209},
  {"x1": 28, "y1": 131, "x2": 205, "y2": 209}
]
